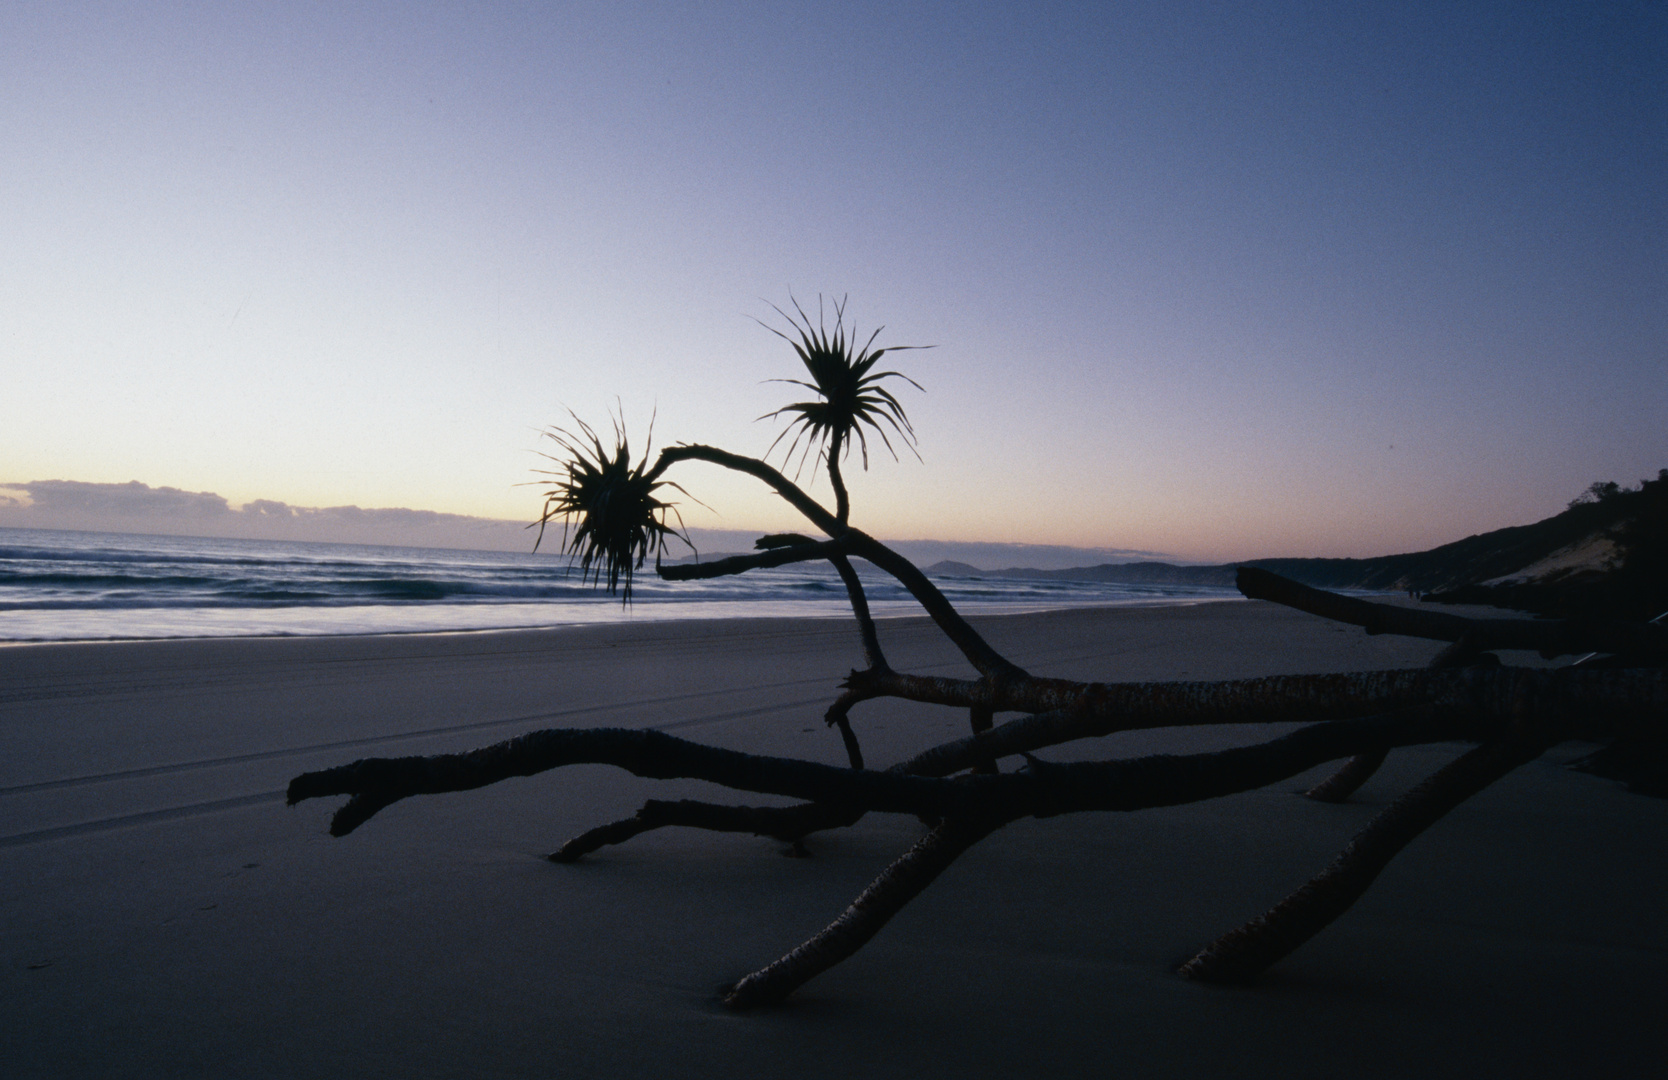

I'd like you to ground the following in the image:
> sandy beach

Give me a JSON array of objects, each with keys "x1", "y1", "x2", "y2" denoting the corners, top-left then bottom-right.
[{"x1": 2, "y1": 601, "x2": 1663, "y2": 1078}]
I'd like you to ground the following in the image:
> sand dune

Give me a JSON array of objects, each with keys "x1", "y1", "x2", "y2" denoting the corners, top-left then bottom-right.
[{"x1": 2, "y1": 604, "x2": 1662, "y2": 1077}]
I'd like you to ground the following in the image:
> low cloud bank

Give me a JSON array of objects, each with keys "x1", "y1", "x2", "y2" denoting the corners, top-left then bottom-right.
[
  {"x1": 0, "y1": 480, "x2": 1171, "y2": 570},
  {"x1": 0, "y1": 480, "x2": 535, "y2": 553}
]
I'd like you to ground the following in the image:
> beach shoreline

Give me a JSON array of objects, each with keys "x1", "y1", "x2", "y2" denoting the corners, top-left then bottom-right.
[
  {"x1": 0, "y1": 525, "x2": 1245, "y2": 645},
  {"x1": 2, "y1": 602, "x2": 1661, "y2": 1077},
  {"x1": 0, "y1": 594, "x2": 1243, "y2": 648}
]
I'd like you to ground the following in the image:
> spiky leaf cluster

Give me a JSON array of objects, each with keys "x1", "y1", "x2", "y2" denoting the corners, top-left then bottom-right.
[
  {"x1": 759, "y1": 295, "x2": 925, "y2": 474},
  {"x1": 533, "y1": 414, "x2": 690, "y2": 602}
]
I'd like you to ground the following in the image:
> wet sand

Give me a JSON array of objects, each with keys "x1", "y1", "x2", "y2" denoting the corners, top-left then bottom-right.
[{"x1": 2, "y1": 602, "x2": 1662, "y2": 1077}]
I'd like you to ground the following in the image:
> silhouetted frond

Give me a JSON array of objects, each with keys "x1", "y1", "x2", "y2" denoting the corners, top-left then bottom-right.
[
  {"x1": 532, "y1": 411, "x2": 692, "y2": 602},
  {"x1": 757, "y1": 294, "x2": 927, "y2": 476}
]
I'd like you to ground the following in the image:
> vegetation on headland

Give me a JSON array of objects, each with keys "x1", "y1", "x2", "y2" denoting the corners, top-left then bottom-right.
[
  {"x1": 1427, "y1": 470, "x2": 1667, "y2": 622},
  {"x1": 927, "y1": 469, "x2": 1668, "y2": 622},
  {"x1": 289, "y1": 300, "x2": 1666, "y2": 1007}
]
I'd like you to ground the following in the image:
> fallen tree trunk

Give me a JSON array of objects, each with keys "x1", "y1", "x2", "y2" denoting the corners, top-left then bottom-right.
[
  {"x1": 291, "y1": 316, "x2": 1666, "y2": 1005},
  {"x1": 287, "y1": 667, "x2": 1663, "y2": 836}
]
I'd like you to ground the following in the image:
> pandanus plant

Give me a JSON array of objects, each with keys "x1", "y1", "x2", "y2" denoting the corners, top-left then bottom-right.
[
  {"x1": 758, "y1": 295, "x2": 925, "y2": 523},
  {"x1": 533, "y1": 297, "x2": 926, "y2": 601},
  {"x1": 532, "y1": 412, "x2": 692, "y2": 602}
]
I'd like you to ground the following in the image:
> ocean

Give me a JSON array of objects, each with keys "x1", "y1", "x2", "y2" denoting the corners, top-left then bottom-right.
[{"x1": 0, "y1": 527, "x2": 1242, "y2": 643}]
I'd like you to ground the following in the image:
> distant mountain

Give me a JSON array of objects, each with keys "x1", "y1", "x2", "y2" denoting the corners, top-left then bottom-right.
[
  {"x1": 923, "y1": 559, "x2": 1236, "y2": 587},
  {"x1": 926, "y1": 469, "x2": 1668, "y2": 621}
]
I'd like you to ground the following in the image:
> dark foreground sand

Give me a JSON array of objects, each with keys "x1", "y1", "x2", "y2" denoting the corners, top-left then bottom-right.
[{"x1": 2, "y1": 602, "x2": 1663, "y2": 1078}]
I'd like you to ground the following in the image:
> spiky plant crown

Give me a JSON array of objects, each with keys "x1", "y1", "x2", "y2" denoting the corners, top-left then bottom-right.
[
  {"x1": 533, "y1": 412, "x2": 691, "y2": 602},
  {"x1": 758, "y1": 295, "x2": 925, "y2": 475}
]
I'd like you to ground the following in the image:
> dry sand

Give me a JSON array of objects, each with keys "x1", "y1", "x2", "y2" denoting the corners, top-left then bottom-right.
[{"x1": 1, "y1": 602, "x2": 1663, "y2": 1078}]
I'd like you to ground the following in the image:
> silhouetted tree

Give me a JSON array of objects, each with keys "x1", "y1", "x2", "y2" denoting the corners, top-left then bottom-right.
[
  {"x1": 289, "y1": 300, "x2": 1667, "y2": 1007},
  {"x1": 1569, "y1": 478, "x2": 1624, "y2": 509},
  {"x1": 1611, "y1": 470, "x2": 1668, "y2": 617}
]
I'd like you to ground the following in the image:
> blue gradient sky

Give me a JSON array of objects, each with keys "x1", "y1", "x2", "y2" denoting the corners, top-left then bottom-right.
[{"x1": 4, "y1": 2, "x2": 1663, "y2": 561}]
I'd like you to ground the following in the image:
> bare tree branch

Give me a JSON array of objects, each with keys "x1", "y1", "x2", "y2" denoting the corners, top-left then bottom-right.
[
  {"x1": 829, "y1": 552, "x2": 887, "y2": 674},
  {"x1": 1307, "y1": 628, "x2": 1493, "y2": 803},
  {"x1": 549, "y1": 799, "x2": 863, "y2": 862},
  {"x1": 1237, "y1": 567, "x2": 1667, "y2": 659},
  {"x1": 1179, "y1": 729, "x2": 1555, "y2": 983},
  {"x1": 650, "y1": 444, "x2": 843, "y2": 536},
  {"x1": 657, "y1": 539, "x2": 850, "y2": 580},
  {"x1": 850, "y1": 665, "x2": 1664, "y2": 765},
  {"x1": 287, "y1": 679, "x2": 1652, "y2": 838},
  {"x1": 724, "y1": 815, "x2": 1001, "y2": 1008},
  {"x1": 1302, "y1": 747, "x2": 1390, "y2": 803},
  {"x1": 644, "y1": 444, "x2": 1019, "y2": 675},
  {"x1": 844, "y1": 528, "x2": 1026, "y2": 678}
]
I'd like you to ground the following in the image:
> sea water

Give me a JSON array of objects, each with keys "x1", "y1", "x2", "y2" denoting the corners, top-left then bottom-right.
[{"x1": 0, "y1": 527, "x2": 1240, "y2": 643}]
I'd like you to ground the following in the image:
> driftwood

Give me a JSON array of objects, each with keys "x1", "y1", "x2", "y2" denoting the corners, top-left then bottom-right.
[
  {"x1": 289, "y1": 528, "x2": 1663, "y2": 1006},
  {"x1": 287, "y1": 305, "x2": 1665, "y2": 1006}
]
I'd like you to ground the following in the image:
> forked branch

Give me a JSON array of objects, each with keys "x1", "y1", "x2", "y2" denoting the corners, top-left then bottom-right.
[{"x1": 646, "y1": 443, "x2": 1018, "y2": 675}]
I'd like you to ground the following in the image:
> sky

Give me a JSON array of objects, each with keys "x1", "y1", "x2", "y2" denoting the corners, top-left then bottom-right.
[{"x1": 3, "y1": 1, "x2": 1664, "y2": 564}]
